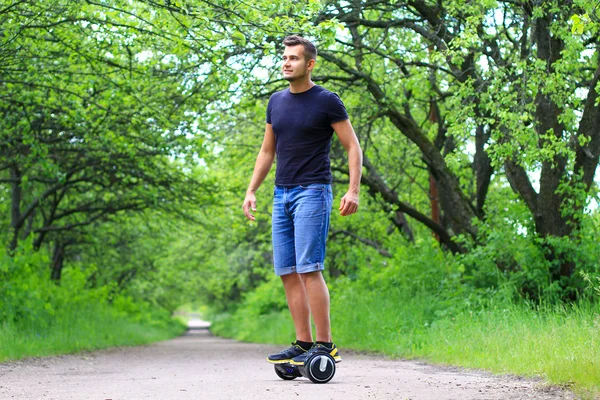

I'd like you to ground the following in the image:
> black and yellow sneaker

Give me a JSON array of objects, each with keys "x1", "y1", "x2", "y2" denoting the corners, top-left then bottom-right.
[
  {"x1": 289, "y1": 343, "x2": 342, "y2": 366},
  {"x1": 267, "y1": 342, "x2": 310, "y2": 364}
]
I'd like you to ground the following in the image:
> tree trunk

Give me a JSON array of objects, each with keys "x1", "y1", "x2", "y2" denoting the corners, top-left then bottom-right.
[
  {"x1": 474, "y1": 124, "x2": 492, "y2": 216},
  {"x1": 51, "y1": 241, "x2": 65, "y2": 282},
  {"x1": 9, "y1": 165, "x2": 22, "y2": 252},
  {"x1": 429, "y1": 174, "x2": 440, "y2": 242},
  {"x1": 533, "y1": 13, "x2": 573, "y2": 278},
  {"x1": 391, "y1": 210, "x2": 415, "y2": 243}
]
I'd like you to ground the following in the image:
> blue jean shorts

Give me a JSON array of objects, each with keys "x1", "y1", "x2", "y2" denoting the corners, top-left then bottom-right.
[{"x1": 272, "y1": 184, "x2": 333, "y2": 276}]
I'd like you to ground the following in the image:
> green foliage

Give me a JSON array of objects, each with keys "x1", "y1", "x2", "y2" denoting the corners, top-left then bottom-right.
[
  {"x1": 1, "y1": 0, "x2": 215, "y2": 253},
  {"x1": 208, "y1": 275, "x2": 293, "y2": 342},
  {"x1": 1, "y1": 238, "x2": 100, "y2": 327},
  {"x1": 0, "y1": 236, "x2": 184, "y2": 361},
  {"x1": 234, "y1": 274, "x2": 288, "y2": 316},
  {"x1": 571, "y1": 0, "x2": 600, "y2": 34},
  {"x1": 458, "y1": 226, "x2": 600, "y2": 303},
  {"x1": 0, "y1": 302, "x2": 185, "y2": 362}
]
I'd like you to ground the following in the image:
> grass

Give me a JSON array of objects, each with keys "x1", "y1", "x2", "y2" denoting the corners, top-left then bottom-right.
[
  {"x1": 0, "y1": 304, "x2": 186, "y2": 362},
  {"x1": 210, "y1": 284, "x2": 600, "y2": 398},
  {"x1": 421, "y1": 305, "x2": 600, "y2": 392},
  {"x1": 335, "y1": 287, "x2": 599, "y2": 397}
]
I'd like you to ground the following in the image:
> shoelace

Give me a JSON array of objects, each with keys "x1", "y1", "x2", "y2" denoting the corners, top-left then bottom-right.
[{"x1": 286, "y1": 343, "x2": 305, "y2": 352}]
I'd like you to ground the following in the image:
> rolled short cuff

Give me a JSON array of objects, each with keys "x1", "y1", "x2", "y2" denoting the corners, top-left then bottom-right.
[
  {"x1": 297, "y1": 262, "x2": 325, "y2": 274},
  {"x1": 274, "y1": 262, "x2": 325, "y2": 276},
  {"x1": 274, "y1": 265, "x2": 296, "y2": 276}
]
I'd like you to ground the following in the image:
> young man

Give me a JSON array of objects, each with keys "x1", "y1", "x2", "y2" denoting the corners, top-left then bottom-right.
[{"x1": 242, "y1": 35, "x2": 362, "y2": 366}]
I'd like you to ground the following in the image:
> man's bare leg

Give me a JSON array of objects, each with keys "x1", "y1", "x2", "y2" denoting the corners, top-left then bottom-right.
[
  {"x1": 281, "y1": 273, "x2": 312, "y2": 342},
  {"x1": 301, "y1": 271, "x2": 332, "y2": 343}
]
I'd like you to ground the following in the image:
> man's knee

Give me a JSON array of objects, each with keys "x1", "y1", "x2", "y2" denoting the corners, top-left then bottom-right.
[
  {"x1": 299, "y1": 270, "x2": 324, "y2": 283},
  {"x1": 281, "y1": 272, "x2": 304, "y2": 290}
]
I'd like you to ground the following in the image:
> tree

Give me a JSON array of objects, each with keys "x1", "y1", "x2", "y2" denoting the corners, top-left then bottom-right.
[
  {"x1": 313, "y1": 0, "x2": 600, "y2": 280},
  {"x1": 163, "y1": 0, "x2": 600, "y2": 283},
  {"x1": 0, "y1": 0, "x2": 218, "y2": 277}
]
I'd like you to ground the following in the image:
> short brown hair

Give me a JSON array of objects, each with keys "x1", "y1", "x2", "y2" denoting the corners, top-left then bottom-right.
[{"x1": 283, "y1": 35, "x2": 317, "y2": 61}]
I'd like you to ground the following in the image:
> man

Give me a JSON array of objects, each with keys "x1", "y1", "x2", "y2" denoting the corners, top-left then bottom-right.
[{"x1": 242, "y1": 35, "x2": 362, "y2": 367}]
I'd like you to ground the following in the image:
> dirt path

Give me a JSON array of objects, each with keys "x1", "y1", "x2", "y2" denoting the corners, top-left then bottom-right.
[{"x1": 0, "y1": 319, "x2": 576, "y2": 400}]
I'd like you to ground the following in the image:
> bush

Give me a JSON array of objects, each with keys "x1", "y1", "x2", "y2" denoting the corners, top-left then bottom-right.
[{"x1": 0, "y1": 237, "x2": 183, "y2": 361}]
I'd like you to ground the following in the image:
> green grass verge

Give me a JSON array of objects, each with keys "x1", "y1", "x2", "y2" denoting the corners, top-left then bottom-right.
[
  {"x1": 210, "y1": 285, "x2": 600, "y2": 398},
  {"x1": 0, "y1": 304, "x2": 186, "y2": 362}
]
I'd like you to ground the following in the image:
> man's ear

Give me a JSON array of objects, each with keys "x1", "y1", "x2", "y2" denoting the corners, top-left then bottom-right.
[{"x1": 307, "y1": 58, "x2": 316, "y2": 71}]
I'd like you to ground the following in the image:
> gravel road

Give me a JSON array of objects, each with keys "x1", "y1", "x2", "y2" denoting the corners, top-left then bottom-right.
[{"x1": 0, "y1": 318, "x2": 576, "y2": 400}]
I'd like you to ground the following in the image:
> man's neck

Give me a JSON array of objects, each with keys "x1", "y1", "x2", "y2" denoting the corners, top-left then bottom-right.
[{"x1": 289, "y1": 78, "x2": 315, "y2": 94}]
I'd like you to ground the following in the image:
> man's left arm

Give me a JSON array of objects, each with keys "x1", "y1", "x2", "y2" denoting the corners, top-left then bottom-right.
[{"x1": 332, "y1": 119, "x2": 363, "y2": 216}]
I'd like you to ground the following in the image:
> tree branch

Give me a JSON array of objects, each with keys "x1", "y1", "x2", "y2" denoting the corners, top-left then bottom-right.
[{"x1": 330, "y1": 229, "x2": 392, "y2": 258}]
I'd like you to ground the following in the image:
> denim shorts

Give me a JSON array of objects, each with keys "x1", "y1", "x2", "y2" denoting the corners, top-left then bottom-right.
[{"x1": 272, "y1": 183, "x2": 333, "y2": 276}]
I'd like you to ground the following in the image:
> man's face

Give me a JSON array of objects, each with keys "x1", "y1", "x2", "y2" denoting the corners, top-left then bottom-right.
[{"x1": 282, "y1": 45, "x2": 313, "y2": 82}]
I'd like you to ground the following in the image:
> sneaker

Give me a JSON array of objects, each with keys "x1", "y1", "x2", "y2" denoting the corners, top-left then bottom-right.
[
  {"x1": 267, "y1": 342, "x2": 309, "y2": 364},
  {"x1": 290, "y1": 343, "x2": 342, "y2": 365}
]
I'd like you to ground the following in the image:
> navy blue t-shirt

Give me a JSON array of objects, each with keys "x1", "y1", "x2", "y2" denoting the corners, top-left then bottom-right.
[{"x1": 266, "y1": 85, "x2": 348, "y2": 186}]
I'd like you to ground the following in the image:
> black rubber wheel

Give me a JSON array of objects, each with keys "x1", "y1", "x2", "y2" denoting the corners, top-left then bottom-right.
[
  {"x1": 304, "y1": 353, "x2": 336, "y2": 384},
  {"x1": 274, "y1": 364, "x2": 299, "y2": 380}
]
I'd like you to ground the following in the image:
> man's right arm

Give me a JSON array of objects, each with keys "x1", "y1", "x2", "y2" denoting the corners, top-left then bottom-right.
[{"x1": 243, "y1": 123, "x2": 276, "y2": 221}]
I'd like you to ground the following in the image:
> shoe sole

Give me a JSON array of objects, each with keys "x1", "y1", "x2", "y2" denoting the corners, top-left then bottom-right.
[{"x1": 266, "y1": 358, "x2": 294, "y2": 364}]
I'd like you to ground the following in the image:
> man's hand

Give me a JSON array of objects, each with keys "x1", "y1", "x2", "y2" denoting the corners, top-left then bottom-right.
[
  {"x1": 339, "y1": 191, "x2": 359, "y2": 216},
  {"x1": 243, "y1": 192, "x2": 257, "y2": 220}
]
